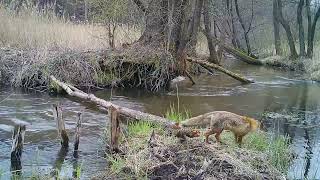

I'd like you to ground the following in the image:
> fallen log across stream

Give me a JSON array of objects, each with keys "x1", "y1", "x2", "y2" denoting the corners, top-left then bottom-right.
[
  {"x1": 50, "y1": 76, "x2": 175, "y2": 128},
  {"x1": 187, "y1": 58, "x2": 254, "y2": 83}
]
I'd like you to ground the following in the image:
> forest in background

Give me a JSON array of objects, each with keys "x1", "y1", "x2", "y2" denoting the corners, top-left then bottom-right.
[{"x1": 1, "y1": 0, "x2": 320, "y2": 91}]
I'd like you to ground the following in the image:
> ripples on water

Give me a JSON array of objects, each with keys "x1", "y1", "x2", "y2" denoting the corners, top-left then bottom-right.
[{"x1": 0, "y1": 62, "x2": 320, "y2": 179}]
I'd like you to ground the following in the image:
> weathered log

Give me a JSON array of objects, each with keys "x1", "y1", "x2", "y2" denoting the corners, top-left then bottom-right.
[
  {"x1": 73, "y1": 112, "x2": 82, "y2": 158},
  {"x1": 187, "y1": 58, "x2": 254, "y2": 84},
  {"x1": 11, "y1": 125, "x2": 26, "y2": 173},
  {"x1": 199, "y1": 31, "x2": 263, "y2": 65},
  {"x1": 109, "y1": 106, "x2": 121, "y2": 153},
  {"x1": 53, "y1": 103, "x2": 69, "y2": 148},
  {"x1": 50, "y1": 76, "x2": 174, "y2": 128},
  {"x1": 220, "y1": 43, "x2": 263, "y2": 65},
  {"x1": 50, "y1": 76, "x2": 201, "y2": 141}
]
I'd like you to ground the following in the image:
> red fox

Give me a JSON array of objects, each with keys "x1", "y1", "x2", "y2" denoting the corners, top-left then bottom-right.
[{"x1": 181, "y1": 111, "x2": 260, "y2": 145}]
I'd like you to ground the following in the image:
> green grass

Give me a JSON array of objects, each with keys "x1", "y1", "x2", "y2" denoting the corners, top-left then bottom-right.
[
  {"x1": 165, "y1": 104, "x2": 191, "y2": 123},
  {"x1": 107, "y1": 155, "x2": 126, "y2": 174},
  {"x1": 127, "y1": 121, "x2": 162, "y2": 137},
  {"x1": 221, "y1": 130, "x2": 292, "y2": 174}
]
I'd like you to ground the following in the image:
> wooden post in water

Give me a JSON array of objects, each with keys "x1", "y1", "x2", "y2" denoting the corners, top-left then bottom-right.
[
  {"x1": 109, "y1": 106, "x2": 120, "y2": 153},
  {"x1": 73, "y1": 112, "x2": 82, "y2": 158},
  {"x1": 53, "y1": 103, "x2": 69, "y2": 148},
  {"x1": 11, "y1": 125, "x2": 26, "y2": 173}
]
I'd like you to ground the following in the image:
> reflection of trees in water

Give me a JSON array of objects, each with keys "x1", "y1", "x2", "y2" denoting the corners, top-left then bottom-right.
[{"x1": 296, "y1": 82, "x2": 313, "y2": 179}]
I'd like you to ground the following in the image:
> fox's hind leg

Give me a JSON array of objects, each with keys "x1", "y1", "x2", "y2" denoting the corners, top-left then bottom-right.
[
  {"x1": 237, "y1": 136, "x2": 243, "y2": 146},
  {"x1": 204, "y1": 129, "x2": 214, "y2": 144}
]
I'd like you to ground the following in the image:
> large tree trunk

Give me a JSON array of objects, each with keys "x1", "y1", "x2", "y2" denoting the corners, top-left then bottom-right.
[
  {"x1": 297, "y1": 0, "x2": 306, "y2": 56},
  {"x1": 273, "y1": 0, "x2": 282, "y2": 55},
  {"x1": 276, "y1": 0, "x2": 298, "y2": 59},
  {"x1": 203, "y1": 0, "x2": 220, "y2": 64},
  {"x1": 135, "y1": 0, "x2": 202, "y2": 75},
  {"x1": 137, "y1": 0, "x2": 168, "y2": 45},
  {"x1": 189, "y1": 0, "x2": 204, "y2": 55},
  {"x1": 306, "y1": 0, "x2": 312, "y2": 57}
]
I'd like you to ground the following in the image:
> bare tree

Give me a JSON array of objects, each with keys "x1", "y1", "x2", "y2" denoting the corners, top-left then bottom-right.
[
  {"x1": 275, "y1": 0, "x2": 298, "y2": 59},
  {"x1": 306, "y1": 0, "x2": 320, "y2": 58},
  {"x1": 203, "y1": 0, "x2": 219, "y2": 64},
  {"x1": 234, "y1": 0, "x2": 254, "y2": 56},
  {"x1": 297, "y1": 0, "x2": 306, "y2": 56},
  {"x1": 273, "y1": 0, "x2": 283, "y2": 55}
]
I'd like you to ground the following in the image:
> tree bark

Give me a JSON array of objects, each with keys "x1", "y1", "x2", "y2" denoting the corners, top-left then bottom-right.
[
  {"x1": 306, "y1": 3, "x2": 320, "y2": 58},
  {"x1": 203, "y1": 0, "x2": 220, "y2": 64},
  {"x1": 138, "y1": 0, "x2": 168, "y2": 45},
  {"x1": 109, "y1": 106, "x2": 121, "y2": 153},
  {"x1": 189, "y1": 0, "x2": 204, "y2": 55},
  {"x1": 276, "y1": 0, "x2": 298, "y2": 59},
  {"x1": 297, "y1": 0, "x2": 306, "y2": 56},
  {"x1": 227, "y1": 0, "x2": 241, "y2": 49},
  {"x1": 273, "y1": 0, "x2": 282, "y2": 55},
  {"x1": 234, "y1": 0, "x2": 252, "y2": 56},
  {"x1": 53, "y1": 103, "x2": 69, "y2": 148},
  {"x1": 306, "y1": 0, "x2": 312, "y2": 57}
]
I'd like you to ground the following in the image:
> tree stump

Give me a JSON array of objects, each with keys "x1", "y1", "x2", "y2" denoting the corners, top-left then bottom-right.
[
  {"x1": 53, "y1": 103, "x2": 69, "y2": 148},
  {"x1": 109, "y1": 106, "x2": 120, "y2": 153},
  {"x1": 11, "y1": 125, "x2": 26, "y2": 173},
  {"x1": 73, "y1": 112, "x2": 82, "y2": 158}
]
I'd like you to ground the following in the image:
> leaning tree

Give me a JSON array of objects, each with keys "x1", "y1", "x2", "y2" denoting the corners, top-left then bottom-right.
[{"x1": 132, "y1": 0, "x2": 209, "y2": 75}]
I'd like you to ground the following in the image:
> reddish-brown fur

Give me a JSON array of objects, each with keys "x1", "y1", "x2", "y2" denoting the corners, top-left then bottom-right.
[{"x1": 181, "y1": 111, "x2": 260, "y2": 145}]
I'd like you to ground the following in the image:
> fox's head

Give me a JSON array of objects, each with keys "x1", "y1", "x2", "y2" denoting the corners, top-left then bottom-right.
[{"x1": 243, "y1": 116, "x2": 261, "y2": 131}]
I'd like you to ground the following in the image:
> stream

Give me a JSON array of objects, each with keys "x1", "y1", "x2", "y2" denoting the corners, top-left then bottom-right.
[{"x1": 1, "y1": 60, "x2": 320, "y2": 179}]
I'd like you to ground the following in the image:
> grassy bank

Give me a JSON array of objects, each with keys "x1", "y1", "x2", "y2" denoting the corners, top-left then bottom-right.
[{"x1": 97, "y1": 116, "x2": 292, "y2": 179}]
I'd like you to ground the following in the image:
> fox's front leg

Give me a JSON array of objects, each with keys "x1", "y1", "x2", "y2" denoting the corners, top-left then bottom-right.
[{"x1": 214, "y1": 129, "x2": 223, "y2": 143}]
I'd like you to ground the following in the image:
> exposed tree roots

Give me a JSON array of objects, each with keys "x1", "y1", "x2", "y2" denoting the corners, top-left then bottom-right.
[{"x1": 0, "y1": 46, "x2": 176, "y2": 91}]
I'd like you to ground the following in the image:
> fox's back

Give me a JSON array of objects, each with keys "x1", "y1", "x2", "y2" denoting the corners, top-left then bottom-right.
[{"x1": 209, "y1": 111, "x2": 248, "y2": 129}]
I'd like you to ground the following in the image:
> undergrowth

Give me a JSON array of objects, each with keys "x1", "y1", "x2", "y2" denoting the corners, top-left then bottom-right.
[
  {"x1": 101, "y1": 118, "x2": 292, "y2": 179},
  {"x1": 165, "y1": 104, "x2": 191, "y2": 123},
  {"x1": 221, "y1": 130, "x2": 292, "y2": 174}
]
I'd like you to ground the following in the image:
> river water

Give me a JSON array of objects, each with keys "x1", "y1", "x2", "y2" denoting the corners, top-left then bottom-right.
[{"x1": 0, "y1": 60, "x2": 320, "y2": 179}]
